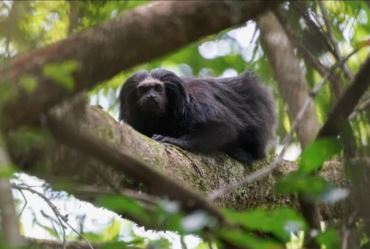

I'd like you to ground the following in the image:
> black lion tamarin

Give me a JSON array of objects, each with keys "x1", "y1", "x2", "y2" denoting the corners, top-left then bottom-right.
[{"x1": 119, "y1": 68, "x2": 275, "y2": 165}]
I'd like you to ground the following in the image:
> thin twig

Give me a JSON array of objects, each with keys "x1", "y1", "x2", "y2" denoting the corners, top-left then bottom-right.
[
  {"x1": 40, "y1": 209, "x2": 67, "y2": 248},
  {"x1": 293, "y1": 2, "x2": 335, "y2": 56},
  {"x1": 75, "y1": 184, "x2": 160, "y2": 206},
  {"x1": 349, "y1": 96, "x2": 370, "y2": 120},
  {"x1": 208, "y1": 49, "x2": 359, "y2": 200},
  {"x1": 14, "y1": 184, "x2": 68, "y2": 249},
  {"x1": 12, "y1": 184, "x2": 95, "y2": 249},
  {"x1": 317, "y1": 0, "x2": 353, "y2": 80},
  {"x1": 15, "y1": 188, "x2": 28, "y2": 218},
  {"x1": 341, "y1": 210, "x2": 359, "y2": 249},
  {"x1": 207, "y1": 241, "x2": 215, "y2": 249},
  {"x1": 274, "y1": 9, "x2": 343, "y2": 99},
  {"x1": 180, "y1": 235, "x2": 188, "y2": 249}
]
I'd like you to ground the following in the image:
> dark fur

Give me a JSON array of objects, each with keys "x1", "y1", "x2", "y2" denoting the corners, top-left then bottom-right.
[{"x1": 119, "y1": 69, "x2": 275, "y2": 165}]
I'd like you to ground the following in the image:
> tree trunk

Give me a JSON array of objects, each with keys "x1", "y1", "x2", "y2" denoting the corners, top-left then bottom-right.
[{"x1": 257, "y1": 12, "x2": 320, "y2": 147}]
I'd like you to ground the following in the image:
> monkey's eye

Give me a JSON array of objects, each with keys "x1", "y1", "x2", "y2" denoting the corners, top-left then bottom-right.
[
  {"x1": 154, "y1": 84, "x2": 163, "y2": 92},
  {"x1": 137, "y1": 86, "x2": 147, "y2": 95}
]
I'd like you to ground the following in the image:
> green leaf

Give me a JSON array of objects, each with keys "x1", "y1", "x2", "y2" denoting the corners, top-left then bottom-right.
[
  {"x1": 219, "y1": 229, "x2": 282, "y2": 249},
  {"x1": 147, "y1": 238, "x2": 172, "y2": 249},
  {"x1": 316, "y1": 229, "x2": 340, "y2": 249},
  {"x1": 20, "y1": 75, "x2": 38, "y2": 93},
  {"x1": 159, "y1": 213, "x2": 185, "y2": 233},
  {"x1": 0, "y1": 164, "x2": 15, "y2": 178},
  {"x1": 223, "y1": 208, "x2": 307, "y2": 242},
  {"x1": 6, "y1": 127, "x2": 50, "y2": 157},
  {"x1": 98, "y1": 239, "x2": 145, "y2": 249},
  {"x1": 299, "y1": 138, "x2": 341, "y2": 173},
  {"x1": 286, "y1": 231, "x2": 304, "y2": 249},
  {"x1": 278, "y1": 173, "x2": 348, "y2": 202},
  {"x1": 36, "y1": 221, "x2": 60, "y2": 239},
  {"x1": 43, "y1": 60, "x2": 80, "y2": 91},
  {"x1": 100, "y1": 219, "x2": 121, "y2": 241},
  {"x1": 84, "y1": 221, "x2": 139, "y2": 243},
  {"x1": 0, "y1": 84, "x2": 17, "y2": 106},
  {"x1": 100, "y1": 241, "x2": 140, "y2": 249},
  {"x1": 277, "y1": 172, "x2": 331, "y2": 196},
  {"x1": 97, "y1": 195, "x2": 151, "y2": 225},
  {"x1": 84, "y1": 231, "x2": 105, "y2": 242}
]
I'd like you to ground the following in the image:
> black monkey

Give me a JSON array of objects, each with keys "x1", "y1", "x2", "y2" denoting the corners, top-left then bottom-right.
[{"x1": 119, "y1": 69, "x2": 275, "y2": 165}]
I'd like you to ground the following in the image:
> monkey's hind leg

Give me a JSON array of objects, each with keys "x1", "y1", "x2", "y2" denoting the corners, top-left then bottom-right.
[
  {"x1": 153, "y1": 123, "x2": 237, "y2": 153},
  {"x1": 225, "y1": 148, "x2": 256, "y2": 165}
]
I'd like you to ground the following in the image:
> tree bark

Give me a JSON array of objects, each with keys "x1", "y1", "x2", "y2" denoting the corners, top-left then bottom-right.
[{"x1": 0, "y1": 134, "x2": 24, "y2": 247}]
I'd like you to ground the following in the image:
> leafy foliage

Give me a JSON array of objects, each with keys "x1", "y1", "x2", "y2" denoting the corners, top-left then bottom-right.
[
  {"x1": 316, "y1": 229, "x2": 341, "y2": 249},
  {"x1": 219, "y1": 229, "x2": 282, "y2": 249},
  {"x1": 223, "y1": 208, "x2": 307, "y2": 242},
  {"x1": 298, "y1": 138, "x2": 341, "y2": 174},
  {"x1": 43, "y1": 60, "x2": 80, "y2": 91}
]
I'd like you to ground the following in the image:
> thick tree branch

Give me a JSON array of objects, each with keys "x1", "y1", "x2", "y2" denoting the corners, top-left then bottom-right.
[
  {"x1": 6, "y1": 101, "x2": 348, "y2": 219},
  {"x1": 257, "y1": 11, "x2": 320, "y2": 147},
  {"x1": 45, "y1": 114, "x2": 227, "y2": 224},
  {"x1": 319, "y1": 55, "x2": 370, "y2": 137},
  {"x1": 0, "y1": 1, "x2": 279, "y2": 129}
]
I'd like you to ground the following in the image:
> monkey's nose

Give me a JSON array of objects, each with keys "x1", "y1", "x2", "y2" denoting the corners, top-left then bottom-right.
[{"x1": 146, "y1": 96, "x2": 158, "y2": 105}]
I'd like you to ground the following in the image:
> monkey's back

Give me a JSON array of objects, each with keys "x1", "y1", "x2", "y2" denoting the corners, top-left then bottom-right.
[
  {"x1": 183, "y1": 72, "x2": 275, "y2": 161},
  {"x1": 183, "y1": 72, "x2": 275, "y2": 131}
]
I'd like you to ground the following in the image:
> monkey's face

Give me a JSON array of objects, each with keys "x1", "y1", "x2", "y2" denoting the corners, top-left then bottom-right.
[{"x1": 136, "y1": 77, "x2": 167, "y2": 115}]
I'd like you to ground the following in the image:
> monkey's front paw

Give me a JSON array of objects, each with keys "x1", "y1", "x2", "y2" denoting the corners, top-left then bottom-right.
[
  {"x1": 152, "y1": 134, "x2": 176, "y2": 145},
  {"x1": 152, "y1": 134, "x2": 166, "y2": 142}
]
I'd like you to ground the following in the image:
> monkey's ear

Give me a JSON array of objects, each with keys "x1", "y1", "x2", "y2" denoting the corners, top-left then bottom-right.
[
  {"x1": 118, "y1": 86, "x2": 127, "y2": 122},
  {"x1": 118, "y1": 71, "x2": 149, "y2": 122},
  {"x1": 163, "y1": 75, "x2": 190, "y2": 109},
  {"x1": 151, "y1": 69, "x2": 189, "y2": 105}
]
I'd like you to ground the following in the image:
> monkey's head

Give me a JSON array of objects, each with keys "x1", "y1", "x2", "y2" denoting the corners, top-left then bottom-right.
[
  {"x1": 119, "y1": 69, "x2": 189, "y2": 122},
  {"x1": 135, "y1": 76, "x2": 167, "y2": 114}
]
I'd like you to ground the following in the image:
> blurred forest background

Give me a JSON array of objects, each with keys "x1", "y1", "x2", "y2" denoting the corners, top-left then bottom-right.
[{"x1": 0, "y1": 1, "x2": 369, "y2": 249}]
